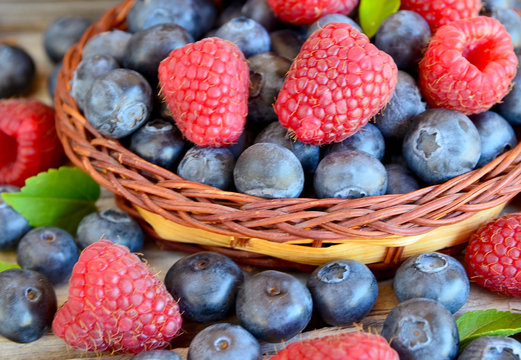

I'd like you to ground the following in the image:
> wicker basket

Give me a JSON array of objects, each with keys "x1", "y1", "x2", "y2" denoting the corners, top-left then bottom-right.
[{"x1": 54, "y1": 0, "x2": 521, "y2": 277}]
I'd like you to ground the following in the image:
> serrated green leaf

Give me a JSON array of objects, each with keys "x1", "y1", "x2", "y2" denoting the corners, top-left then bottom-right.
[
  {"x1": 0, "y1": 261, "x2": 20, "y2": 273},
  {"x1": 1, "y1": 166, "x2": 100, "y2": 235},
  {"x1": 457, "y1": 309, "x2": 521, "y2": 349},
  {"x1": 359, "y1": 0, "x2": 400, "y2": 38}
]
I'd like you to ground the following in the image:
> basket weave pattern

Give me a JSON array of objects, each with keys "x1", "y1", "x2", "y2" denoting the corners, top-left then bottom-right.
[{"x1": 55, "y1": 0, "x2": 521, "y2": 273}]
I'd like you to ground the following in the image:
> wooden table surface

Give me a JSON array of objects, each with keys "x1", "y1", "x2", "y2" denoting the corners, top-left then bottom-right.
[{"x1": 1, "y1": 1, "x2": 521, "y2": 359}]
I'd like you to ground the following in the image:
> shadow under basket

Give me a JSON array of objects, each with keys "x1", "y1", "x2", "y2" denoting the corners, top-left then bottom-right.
[{"x1": 54, "y1": 0, "x2": 521, "y2": 278}]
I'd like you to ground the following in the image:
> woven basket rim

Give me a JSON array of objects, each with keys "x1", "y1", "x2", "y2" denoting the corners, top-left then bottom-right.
[{"x1": 54, "y1": 0, "x2": 521, "y2": 246}]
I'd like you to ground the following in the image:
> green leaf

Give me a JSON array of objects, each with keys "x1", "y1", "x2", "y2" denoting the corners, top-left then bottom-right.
[
  {"x1": 457, "y1": 309, "x2": 521, "y2": 349},
  {"x1": 1, "y1": 166, "x2": 100, "y2": 235},
  {"x1": 0, "y1": 261, "x2": 20, "y2": 273},
  {"x1": 359, "y1": 0, "x2": 400, "y2": 38}
]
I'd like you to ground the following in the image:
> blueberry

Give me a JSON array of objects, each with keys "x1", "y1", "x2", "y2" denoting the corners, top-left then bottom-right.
[
  {"x1": 374, "y1": 70, "x2": 426, "y2": 140},
  {"x1": 381, "y1": 298, "x2": 459, "y2": 360},
  {"x1": 248, "y1": 52, "x2": 291, "y2": 127},
  {"x1": 385, "y1": 163, "x2": 420, "y2": 194},
  {"x1": 0, "y1": 268, "x2": 57, "y2": 343},
  {"x1": 43, "y1": 15, "x2": 92, "y2": 63},
  {"x1": 269, "y1": 29, "x2": 303, "y2": 61},
  {"x1": 236, "y1": 270, "x2": 313, "y2": 343},
  {"x1": 241, "y1": 0, "x2": 280, "y2": 31},
  {"x1": 314, "y1": 149, "x2": 387, "y2": 199},
  {"x1": 177, "y1": 146, "x2": 236, "y2": 190},
  {"x1": 393, "y1": 252, "x2": 469, "y2": 313},
  {"x1": 0, "y1": 185, "x2": 32, "y2": 251},
  {"x1": 128, "y1": 119, "x2": 186, "y2": 169},
  {"x1": 0, "y1": 44, "x2": 35, "y2": 98},
  {"x1": 216, "y1": 2, "x2": 244, "y2": 28},
  {"x1": 306, "y1": 259, "x2": 378, "y2": 327},
  {"x1": 227, "y1": 127, "x2": 255, "y2": 158},
  {"x1": 187, "y1": 323, "x2": 261, "y2": 360},
  {"x1": 483, "y1": 0, "x2": 516, "y2": 10},
  {"x1": 16, "y1": 227, "x2": 79, "y2": 285},
  {"x1": 490, "y1": 8, "x2": 521, "y2": 51},
  {"x1": 470, "y1": 111, "x2": 517, "y2": 168},
  {"x1": 306, "y1": 14, "x2": 361, "y2": 38},
  {"x1": 402, "y1": 109, "x2": 481, "y2": 184},
  {"x1": 164, "y1": 251, "x2": 244, "y2": 323},
  {"x1": 457, "y1": 336, "x2": 521, "y2": 360},
  {"x1": 254, "y1": 121, "x2": 320, "y2": 174},
  {"x1": 495, "y1": 55, "x2": 521, "y2": 125},
  {"x1": 84, "y1": 68, "x2": 153, "y2": 139},
  {"x1": 123, "y1": 23, "x2": 193, "y2": 84},
  {"x1": 82, "y1": 29, "x2": 132, "y2": 64},
  {"x1": 374, "y1": 10, "x2": 431, "y2": 71},
  {"x1": 323, "y1": 122, "x2": 385, "y2": 161},
  {"x1": 234, "y1": 143, "x2": 305, "y2": 198},
  {"x1": 76, "y1": 209, "x2": 144, "y2": 252},
  {"x1": 47, "y1": 62, "x2": 62, "y2": 100},
  {"x1": 131, "y1": 350, "x2": 183, "y2": 360},
  {"x1": 70, "y1": 54, "x2": 120, "y2": 111},
  {"x1": 215, "y1": 16, "x2": 270, "y2": 57}
]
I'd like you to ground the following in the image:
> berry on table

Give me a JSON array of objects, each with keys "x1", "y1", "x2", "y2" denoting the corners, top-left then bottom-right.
[
  {"x1": 457, "y1": 336, "x2": 521, "y2": 359},
  {"x1": 52, "y1": 240, "x2": 183, "y2": 354},
  {"x1": 266, "y1": 0, "x2": 359, "y2": 25},
  {"x1": 418, "y1": 16, "x2": 518, "y2": 115},
  {"x1": 158, "y1": 37, "x2": 250, "y2": 147},
  {"x1": 465, "y1": 213, "x2": 521, "y2": 297},
  {"x1": 274, "y1": 22, "x2": 397, "y2": 145},
  {"x1": 0, "y1": 185, "x2": 31, "y2": 251},
  {"x1": 0, "y1": 44, "x2": 35, "y2": 99}
]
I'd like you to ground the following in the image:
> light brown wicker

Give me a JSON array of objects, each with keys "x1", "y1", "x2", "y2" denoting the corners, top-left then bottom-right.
[{"x1": 54, "y1": 0, "x2": 521, "y2": 277}]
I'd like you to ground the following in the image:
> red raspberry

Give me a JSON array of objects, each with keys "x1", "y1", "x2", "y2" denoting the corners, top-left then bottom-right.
[
  {"x1": 419, "y1": 16, "x2": 518, "y2": 115},
  {"x1": 274, "y1": 22, "x2": 397, "y2": 145},
  {"x1": 0, "y1": 99, "x2": 64, "y2": 187},
  {"x1": 465, "y1": 213, "x2": 521, "y2": 297},
  {"x1": 400, "y1": 0, "x2": 481, "y2": 32},
  {"x1": 158, "y1": 37, "x2": 249, "y2": 147},
  {"x1": 52, "y1": 240, "x2": 183, "y2": 353},
  {"x1": 270, "y1": 331, "x2": 399, "y2": 360},
  {"x1": 266, "y1": 0, "x2": 359, "y2": 25}
]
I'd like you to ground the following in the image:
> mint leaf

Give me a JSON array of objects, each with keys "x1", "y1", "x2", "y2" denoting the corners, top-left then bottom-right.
[
  {"x1": 359, "y1": 0, "x2": 400, "y2": 38},
  {"x1": 2, "y1": 166, "x2": 100, "y2": 235},
  {"x1": 0, "y1": 261, "x2": 20, "y2": 273},
  {"x1": 457, "y1": 309, "x2": 521, "y2": 349}
]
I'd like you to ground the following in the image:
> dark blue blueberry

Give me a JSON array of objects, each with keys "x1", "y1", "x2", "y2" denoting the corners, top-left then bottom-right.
[
  {"x1": 374, "y1": 70, "x2": 426, "y2": 140},
  {"x1": 177, "y1": 146, "x2": 236, "y2": 190},
  {"x1": 236, "y1": 270, "x2": 313, "y2": 343},
  {"x1": 227, "y1": 127, "x2": 255, "y2": 159},
  {"x1": 381, "y1": 298, "x2": 459, "y2": 360},
  {"x1": 76, "y1": 209, "x2": 144, "y2": 252},
  {"x1": 0, "y1": 269, "x2": 57, "y2": 343},
  {"x1": 43, "y1": 15, "x2": 92, "y2": 63},
  {"x1": 126, "y1": 0, "x2": 214, "y2": 40},
  {"x1": 306, "y1": 259, "x2": 378, "y2": 327},
  {"x1": 47, "y1": 62, "x2": 62, "y2": 100},
  {"x1": 470, "y1": 111, "x2": 517, "y2": 168},
  {"x1": 82, "y1": 29, "x2": 132, "y2": 64},
  {"x1": 495, "y1": 55, "x2": 521, "y2": 125},
  {"x1": 394, "y1": 252, "x2": 469, "y2": 314},
  {"x1": 123, "y1": 23, "x2": 193, "y2": 84},
  {"x1": 306, "y1": 14, "x2": 361, "y2": 38},
  {"x1": 491, "y1": 8, "x2": 521, "y2": 51},
  {"x1": 314, "y1": 149, "x2": 387, "y2": 199},
  {"x1": 248, "y1": 52, "x2": 291, "y2": 127},
  {"x1": 187, "y1": 323, "x2": 261, "y2": 360},
  {"x1": 402, "y1": 109, "x2": 481, "y2": 185},
  {"x1": 234, "y1": 143, "x2": 305, "y2": 198},
  {"x1": 483, "y1": 0, "x2": 516, "y2": 10},
  {"x1": 193, "y1": 0, "x2": 219, "y2": 34},
  {"x1": 70, "y1": 54, "x2": 120, "y2": 111},
  {"x1": 324, "y1": 122, "x2": 385, "y2": 161},
  {"x1": 241, "y1": 0, "x2": 280, "y2": 31},
  {"x1": 254, "y1": 121, "x2": 320, "y2": 174},
  {"x1": 16, "y1": 227, "x2": 79, "y2": 285},
  {"x1": 0, "y1": 185, "x2": 32, "y2": 251},
  {"x1": 457, "y1": 336, "x2": 521, "y2": 360},
  {"x1": 385, "y1": 163, "x2": 420, "y2": 194},
  {"x1": 215, "y1": 16, "x2": 270, "y2": 58},
  {"x1": 164, "y1": 251, "x2": 244, "y2": 323},
  {"x1": 216, "y1": 2, "x2": 244, "y2": 28},
  {"x1": 269, "y1": 29, "x2": 303, "y2": 61},
  {"x1": 0, "y1": 44, "x2": 35, "y2": 98},
  {"x1": 374, "y1": 10, "x2": 431, "y2": 71},
  {"x1": 84, "y1": 68, "x2": 153, "y2": 139},
  {"x1": 129, "y1": 119, "x2": 186, "y2": 170},
  {"x1": 131, "y1": 350, "x2": 183, "y2": 360}
]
